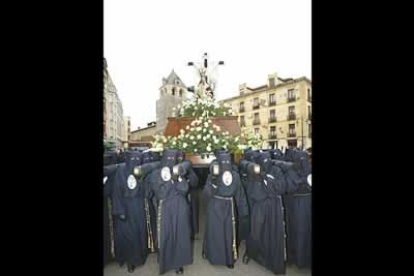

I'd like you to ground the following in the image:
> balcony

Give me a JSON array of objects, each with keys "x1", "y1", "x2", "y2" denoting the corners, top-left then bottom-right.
[
  {"x1": 269, "y1": 101, "x2": 276, "y2": 106},
  {"x1": 239, "y1": 107, "x2": 245, "y2": 113},
  {"x1": 287, "y1": 97, "x2": 296, "y2": 102},
  {"x1": 240, "y1": 122, "x2": 246, "y2": 127},
  {"x1": 253, "y1": 104, "x2": 260, "y2": 110},
  {"x1": 288, "y1": 132, "x2": 296, "y2": 137},
  {"x1": 268, "y1": 117, "x2": 277, "y2": 123},
  {"x1": 253, "y1": 120, "x2": 261, "y2": 125},
  {"x1": 269, "y1": 134, "x2": 277, "y2": 140},
  {"x1": 308, "y1": 97, "x2": 312, "y2": 102},
  {"x1": 288, "y1": 114, "x2": 296, "y2": 120}
]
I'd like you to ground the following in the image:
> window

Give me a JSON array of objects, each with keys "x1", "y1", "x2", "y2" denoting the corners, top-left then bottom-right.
[
  {"x1": 289, "y1": 124, "x2": 296, "y2": 136},
  {"x1": 253, "y1": 113, "x2": 260, "y2": 125},
  {"x1": 269, "y1": 93, "x2": 276, "y2": 105},
  {"x1": 240, "y1": 116, "x2": 246, "y2": 127},
  {"x1": 253, "y1": 97, "x2": 260, "y2": 109},
  {"x1": 172, "y1": 88, "x2": 176, "y2": 96},
  {"x1": 270, "y1": 126, "x2": 276, "y2": 139},
  {"x1": 269, "y1": 78, "x2": 275, "y2": 87},
  {"x1": 269, "y1": 110, "x2": 276, "y2": 122},
  {"x1": 288, "y1": 106, "x2": 296, "y2": 120},
  {"x1": 239, "y1": 102, "x2": 245, "y2": 112},
  {"x1": 307, "y1": 88, "x2": 312, "y2": 101},
  {"x1": 288, "y1": 139, "x2": 297, "y2": 148},
  {"x1": 308, "y1": 106, "x2": 312, "y2": 119},
  {"x1": 288, "y1": 89, "x2": 295, "y2": 101},
  {"x1": 309, "y1": 124, "x2": 312, "y2": 137},
  {"x1": 179, "y1": 89, "x2": 183, "y2": 97},
  {"x1": 255, "y1": 128, "x2": 259, "y2": 135}
]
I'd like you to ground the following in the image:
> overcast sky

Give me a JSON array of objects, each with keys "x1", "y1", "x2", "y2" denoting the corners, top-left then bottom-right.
[{"x1": 104, "y1": 0, "x2": 311, "y2": 131}]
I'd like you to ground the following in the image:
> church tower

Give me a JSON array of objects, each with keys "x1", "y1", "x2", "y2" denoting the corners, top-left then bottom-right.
[{"x1": 156, "y1": 70, "x2": 188, "y2": 134}]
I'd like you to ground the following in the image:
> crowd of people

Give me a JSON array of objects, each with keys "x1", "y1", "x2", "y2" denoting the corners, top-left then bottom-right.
[{"x1": 103, "y1": 147, "x2": 312, "y2": 275}]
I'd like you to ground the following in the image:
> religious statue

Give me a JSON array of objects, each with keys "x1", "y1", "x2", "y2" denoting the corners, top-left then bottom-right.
[{"x1": 187, "y1": 53, "x2": 224, "y2": 100}]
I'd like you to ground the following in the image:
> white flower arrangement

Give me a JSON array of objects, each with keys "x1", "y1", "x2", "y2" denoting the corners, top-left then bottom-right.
[{"x1": 151, "y1": 95, "x2": 263, "y2": 154}]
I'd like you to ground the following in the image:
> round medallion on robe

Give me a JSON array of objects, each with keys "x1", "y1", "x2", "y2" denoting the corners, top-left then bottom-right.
[
  {"x1": 307, "y1": 174, "x2": 312, "y2": 186},
  {"x1": 161, "y1": 167, "x2": 172, "y2": 182},
  {"x1": 127, "y1": 174, "x2": 137, "y2": 189},
  {"x1": 222, "y1": 171, "x2": 233, "y2": 186}
]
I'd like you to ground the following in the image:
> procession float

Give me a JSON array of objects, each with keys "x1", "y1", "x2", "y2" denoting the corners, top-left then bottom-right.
[{"x1": 150, "y1": 53, "x2": 263, "y2": 166}]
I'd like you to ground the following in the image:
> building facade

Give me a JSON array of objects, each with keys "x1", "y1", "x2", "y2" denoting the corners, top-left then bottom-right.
[
  {"x1": 220, "y1": 73, "x2": 312, "y2": 149},
  {"x1": 155, "y1": 70, "x2": 188, "y2": 134},
  {"x1": 129, "y1": 122, "x2": 157, "y2": 148},
  {"x1": 123, "y1": 116, "x2": 131, "y2": 149},
  {"x1": 104, "y1": 58, "x2": 125, "y2": 149}
]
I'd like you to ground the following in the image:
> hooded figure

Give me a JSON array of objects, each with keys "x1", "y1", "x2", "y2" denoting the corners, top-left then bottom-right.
[
  {"x1": 111, "y1": 151, "x2": 151, "y2": 272},
  {"x1": 148, "y1": 149, "x2": 193, "y2": 275},
  {"x1": 202, "y1": 153, "x2": 249, "y2": 268},
  {"x1": 243, "y1": 152, "x2": 298, "y2": 275},
  {"x1": 149, "y1": 151, "x2": 160, "y2": 162},
  {"x1": 270, "y1": 149, "x2": 284, "y2": 161},
  {"x1": 176, "y1": 151, "x2": 200, "y2": 238},
  {"x1": 280, "y1": 150, "x2": 312, "y2": 269},
  {"x1": 236, "y1": 150, "x2": 260, "y2": 244},
  {"x1": 142, "y1": 151, "x2": 159, "y2": 223},
  {"x1": 138, "y1": 152, "x2": 160, "y2": 255},
  {"x1": 103, "y1": 159, "x2": 119, "y2": 267},
  {"x1": 142, "y1": 152, "x2": 152, "y2": 164}
]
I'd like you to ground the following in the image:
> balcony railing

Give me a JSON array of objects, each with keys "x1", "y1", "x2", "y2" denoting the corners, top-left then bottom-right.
[
  {"x1": 269, "y1": 101, "x2": 276, "y2": 106},
  {"x1": 253, "y1": 120, "x2": 261, "y2": 125},
  {"x1": 288, "y1": 132, "x2": 296, "y2": 137},
  {"x1": 268, "y1": 117, "x2": 277, "y2": 123},
  {"x1": 240, "y1": 122, "x2": 246, "y2": 127},
  {"x1": 239, "y1": 107, "x2": 245, "y2": 113},
  {"x1": 288, "y1": 114, "x2": 296, "y2": 120},
  {"x1": 253, "y1": 104, "x2": 260, "y2": 110},
  {"x1": 287, "y1": 97, "x2": 296, "y2": 102},
  {"x1": 269, "y1": 134, "x2": 277, "y2": 140}
]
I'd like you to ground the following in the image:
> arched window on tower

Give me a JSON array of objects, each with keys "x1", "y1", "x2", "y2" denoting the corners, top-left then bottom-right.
[
  {"x1": 179, "y1": 89, "x2": 183, "y2": 97},
  {"x1": 172, "y1": 88, "x2": 176, "y2": 96}
]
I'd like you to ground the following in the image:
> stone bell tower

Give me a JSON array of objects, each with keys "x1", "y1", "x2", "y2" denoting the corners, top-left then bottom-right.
[{"x1": 155, "y1": 69, "x2": 188, "y2": 134}]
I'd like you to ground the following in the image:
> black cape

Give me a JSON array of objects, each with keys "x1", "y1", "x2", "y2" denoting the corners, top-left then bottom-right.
[
  {"x1": 186, "y1": 167, "x2": 200, "y2": 236},
  {"x1": 103, "y1": 164, "x2": 118, "y2": 267},
  {"x1": 244, "y1": 164, "x2": 297, "y2": 274},
  {"x1": 282, "y1": 152, "x2": 312, "y2": 269},
  {"x1": 111, "y1": 163, "x2": 150, "y2": 267},
  {"x1": 202, "y1": 171, "x2": 248, "y2": 266},
  {"x1": 149, "y1": 168, "x2": 193, "y2": 274}
]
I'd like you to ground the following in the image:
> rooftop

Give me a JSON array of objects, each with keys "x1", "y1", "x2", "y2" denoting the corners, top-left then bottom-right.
[{"x1": 222, "y1": 76, "x2": 311, "y2": 102}]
